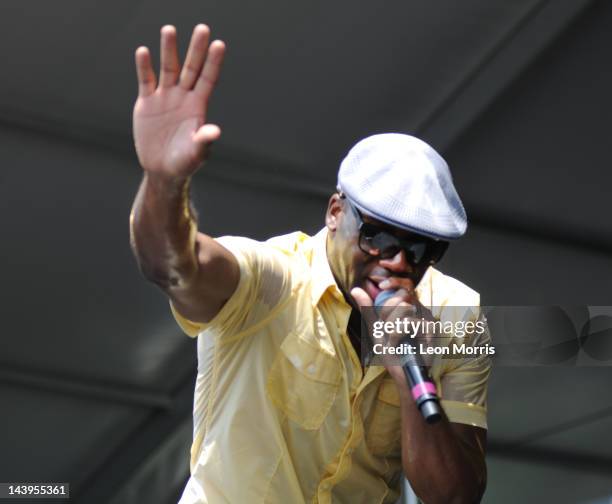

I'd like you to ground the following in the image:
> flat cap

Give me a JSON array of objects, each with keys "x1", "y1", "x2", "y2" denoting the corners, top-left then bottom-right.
[{"x1": 337, "y1": 133, "x2": 467, "y2": 240}]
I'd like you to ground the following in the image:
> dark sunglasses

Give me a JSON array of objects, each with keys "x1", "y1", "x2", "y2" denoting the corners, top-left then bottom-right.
[{"x1": 342, "y1": 195, "x2": 449, "y2": 266}]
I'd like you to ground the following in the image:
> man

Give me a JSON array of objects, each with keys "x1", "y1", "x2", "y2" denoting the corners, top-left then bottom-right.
[{"x1": 130, "y1": 24, "x2": 490, "y2": 504}]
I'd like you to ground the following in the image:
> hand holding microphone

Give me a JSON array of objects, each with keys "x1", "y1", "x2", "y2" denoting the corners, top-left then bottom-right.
[
  {"x1": 350, "y1": 284, "x2": 442, "y2": 423},
  {"x1": 373, "y1": 289, "x2": 442, "y2": 424}
]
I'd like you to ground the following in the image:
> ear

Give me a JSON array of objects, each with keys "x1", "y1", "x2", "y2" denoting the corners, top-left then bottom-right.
[{"x1": 325, "y1": 193, "x2": 343, "y2": 232}]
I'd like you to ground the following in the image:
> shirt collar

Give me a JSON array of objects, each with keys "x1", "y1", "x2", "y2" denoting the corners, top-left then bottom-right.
[
  {"x1": 310, "y1": 227, "x2": 344, "y2": 307},
  {"x1": 415, "y1": 266, "x2": 433, "y2": 307}
]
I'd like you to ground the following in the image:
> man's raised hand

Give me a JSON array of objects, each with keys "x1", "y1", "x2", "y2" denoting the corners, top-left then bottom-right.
[{"x1": 133, "y1": 24, "x2": 225, "y2": 179}]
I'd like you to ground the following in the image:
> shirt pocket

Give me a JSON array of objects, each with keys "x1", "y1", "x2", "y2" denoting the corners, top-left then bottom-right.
[
  {"x1": 366, "y1": 378, "x2": 402, "y2": 456},
  {"x1": 267, "y1": 331, "x2": 342, "y2": 430}
]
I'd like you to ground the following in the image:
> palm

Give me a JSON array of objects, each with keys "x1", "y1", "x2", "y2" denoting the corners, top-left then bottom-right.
[
  {"x1": 134, "y1": 90, "x2": 205, "y2": 176},
  {"x1": 132, "y1": 25, "x2": 225, "y2": 178}
]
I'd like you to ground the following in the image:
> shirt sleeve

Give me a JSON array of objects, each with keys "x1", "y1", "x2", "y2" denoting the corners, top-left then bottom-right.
[
  {"x1": 438, "y1": 311, "x2": 492, "y2": 429},
  {"x1": 171, "y1": 235, "x2": 294, "y2": 342}
]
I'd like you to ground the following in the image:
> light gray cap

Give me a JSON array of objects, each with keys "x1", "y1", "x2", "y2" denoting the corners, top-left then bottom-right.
[{"x1": 337, "y1": 133, "x2": 467, "y2": 240}]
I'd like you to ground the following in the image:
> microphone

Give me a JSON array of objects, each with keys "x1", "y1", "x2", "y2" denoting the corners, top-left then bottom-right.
[{"x1": 374, "y1": 290, "x2": 442, "y2": 424}]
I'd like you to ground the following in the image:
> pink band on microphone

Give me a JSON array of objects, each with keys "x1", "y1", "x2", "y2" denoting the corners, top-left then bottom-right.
[{"x1": 411, "y1": 382, "x2": 437, "y2": 401}]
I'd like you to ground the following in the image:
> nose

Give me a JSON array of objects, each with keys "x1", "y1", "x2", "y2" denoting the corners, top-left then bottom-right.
[{"x1": 377, "y1": 248, "x2": 414, "y2": 274}]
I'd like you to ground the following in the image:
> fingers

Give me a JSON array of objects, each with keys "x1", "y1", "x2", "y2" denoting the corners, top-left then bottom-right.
[
  {"x1": 373, "y1": 286, "x2": 418, "y2": 323},
  {"x1": 351, "y1": 287, "x2": 378, "y2": 328},
  {"x1": 388, "y1": 300, "x2": 418, "y2": 320},
  {"x1": 142, "y1": 24, "x2": 224, "y2": 95},
  {"x1": 192, "y1": 124, "x2": 221, "y2": 165},
  {"x1": 378, "y1": 277, "x2": 417, "y2": 305},
  {"x1": 135, "y1": 46, "x2": 156, "y2": 97},
  {"x1": 350, "y1": 287, "x2": 372, "y2": 308},
  {"x1": 194, "y1": 39, "x2": 226, "y2": 99},
  {"x1": 378, "y1": 276, "x2": 415, "y2": 292},
  {"x1": 159, "y1": 25, "x2": 180, "y2": 88},
  {"x1": 378, "y1": 291, "x2": 418, "y2": 312},
  {"x1": 193, "y1": 123, "x2": 222, "y2": 146},
  {"x1": 179, "y1": 24, "x2": 211, "y2": 90}
]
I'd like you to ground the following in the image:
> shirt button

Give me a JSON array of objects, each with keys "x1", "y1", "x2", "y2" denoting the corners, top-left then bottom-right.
[
  {"x1": 307, "y1": 364, "x2": 316, "y2": 374},
  {"x1": 346, "y1": 448, "x2": 353, "y2": 455}
]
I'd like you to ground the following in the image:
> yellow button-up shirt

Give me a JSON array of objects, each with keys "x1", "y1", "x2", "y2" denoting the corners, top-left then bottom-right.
[{"x1": 172, "y1": 229, "x2": 490, "y2": 504}]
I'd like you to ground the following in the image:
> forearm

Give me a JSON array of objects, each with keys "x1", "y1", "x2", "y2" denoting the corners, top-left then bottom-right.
[
  {"x1": 397, "y1": 382, "x2": 485, "y2": 503},
  {"x1": 130, "y1": 171, "x2": 198, "y2": 289}
]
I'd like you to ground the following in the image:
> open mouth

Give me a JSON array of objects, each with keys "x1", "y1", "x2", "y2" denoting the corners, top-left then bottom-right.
[{"x1": 364, "y1": 278, "x2": 382, "y2": 301}]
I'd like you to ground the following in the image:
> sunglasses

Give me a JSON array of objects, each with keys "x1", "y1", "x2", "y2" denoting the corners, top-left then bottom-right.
[{"x1": 342, "y1": 196, "x2": 449, "y2": 266}]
